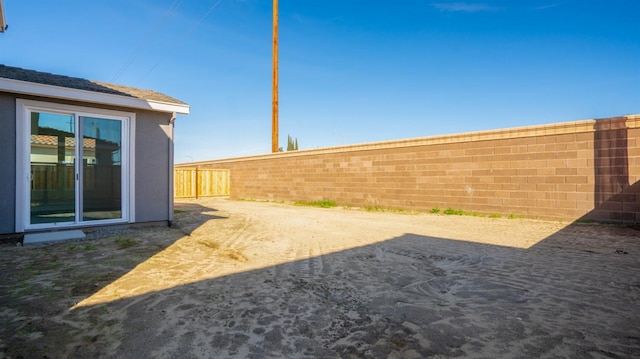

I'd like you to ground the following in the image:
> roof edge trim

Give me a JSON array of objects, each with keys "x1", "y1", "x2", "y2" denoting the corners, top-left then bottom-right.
[{"x1": 0, "y1": 77, "x2": 190, "y2": 114}]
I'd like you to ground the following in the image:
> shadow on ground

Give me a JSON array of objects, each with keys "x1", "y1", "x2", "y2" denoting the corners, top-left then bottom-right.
[
  {"x1": 2, "y1": 199, "x2": 639, "y2": 358},
  {"x1": 0, "y1": 201, "x2": 224, "y2": 357}
]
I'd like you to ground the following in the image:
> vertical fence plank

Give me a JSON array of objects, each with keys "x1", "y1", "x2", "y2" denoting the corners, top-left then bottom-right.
[{"x1": 174, "y1": 168, "x2": 230, "y2": 198}]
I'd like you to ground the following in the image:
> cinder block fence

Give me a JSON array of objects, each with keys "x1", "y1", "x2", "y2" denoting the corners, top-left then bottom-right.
[{"x1": 176, "y1": 115, "x2": 640, "y2": 223}]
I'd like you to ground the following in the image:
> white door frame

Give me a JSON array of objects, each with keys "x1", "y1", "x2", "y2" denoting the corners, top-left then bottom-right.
[{"x1": 15, "y1": 99, "x2": 136, "y2": 232}]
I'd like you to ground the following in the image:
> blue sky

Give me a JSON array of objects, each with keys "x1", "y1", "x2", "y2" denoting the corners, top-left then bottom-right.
[{"x1": 2, "y1": 1, "x2": 639, "y2": 162}]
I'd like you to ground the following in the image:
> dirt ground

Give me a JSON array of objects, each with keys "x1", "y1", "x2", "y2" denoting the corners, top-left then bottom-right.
[{"x1": 1, "y1": 198, "x2": 639, "y2": 358}]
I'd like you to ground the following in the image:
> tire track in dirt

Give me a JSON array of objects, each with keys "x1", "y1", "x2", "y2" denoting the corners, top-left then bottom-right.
[
  {"x1": 194, "y1": 211, "x2": 254, "y2": 265},
  {"x1": 5, "y1": 198, "x2": 638, "y2": 358},
  {"x1": 123, "y1": 201, "x2": 640, "y2": 358},
  {"x1": 291, "y1": 238, "x2": 326, "y2": 280}
]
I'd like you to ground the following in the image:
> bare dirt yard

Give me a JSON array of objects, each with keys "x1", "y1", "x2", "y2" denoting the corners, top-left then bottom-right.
[{"x1": 1, "y1": 198, "x2": 640, "y2": 358}]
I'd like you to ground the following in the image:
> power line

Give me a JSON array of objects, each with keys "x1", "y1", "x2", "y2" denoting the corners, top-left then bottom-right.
[
  {"x1": 135, "y1": 0, "x2": 224, "y2": 86},
  {"x1": 111, "y1": 0, "x2": 186, "y2": 82}
]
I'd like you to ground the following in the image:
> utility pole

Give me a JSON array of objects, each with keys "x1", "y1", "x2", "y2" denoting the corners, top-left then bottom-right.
[{"x1": 272, "y1": 0, "x2": 279, "y2": 152}]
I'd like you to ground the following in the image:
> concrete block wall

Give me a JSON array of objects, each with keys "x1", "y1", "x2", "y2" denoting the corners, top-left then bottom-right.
[{"x1": 180, "y1": 115, "x2": 640, "y2": 222}]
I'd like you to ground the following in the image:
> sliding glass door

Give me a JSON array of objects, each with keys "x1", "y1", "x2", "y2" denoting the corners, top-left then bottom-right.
[
  {"x1": 21, "y1": 100, "x2": 131, "y2": 230},
  {"x1": 29, "y1": 112, "x2": 77, "y2": 224},
  {"x1": 81, "y1": 116, "x2": 123, "y2": 221}
]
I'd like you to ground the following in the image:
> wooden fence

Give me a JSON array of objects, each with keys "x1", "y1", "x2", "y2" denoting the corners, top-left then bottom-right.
[{"x1": 174, "y1": 168, "x2": 230, "y2": 198}]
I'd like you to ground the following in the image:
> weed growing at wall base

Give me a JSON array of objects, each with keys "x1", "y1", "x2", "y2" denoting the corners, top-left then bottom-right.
[
  {"x1": 441, "y1": 208, "x2": 489, "y2": 217},
  {"x1": 364, "y1": 206, "x2": 416, "y2": 214},
  {"x1": 294, "y1": 200, "x2": 338, "y2": 208},
  {"x1": 234, "y1": 198, "x2": 530, "y2": 221}
]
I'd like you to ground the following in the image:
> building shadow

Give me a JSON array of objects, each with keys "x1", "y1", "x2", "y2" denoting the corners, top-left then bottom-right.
[
  {"x1": 2, "y1": 113, "x2": 639, "y2": 357},
  {"x1": 171, "y1": 199, "x2": 228, "y2": 235},
  {"x1": 0, "y1": 199, "x2": 226, "y2": 356},
  {"x1": 4, "y1": 229, "x2": 638, "y2": 358}
]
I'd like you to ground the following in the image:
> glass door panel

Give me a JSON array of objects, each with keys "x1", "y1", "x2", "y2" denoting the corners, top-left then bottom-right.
[
  {"x1": 29, "y1": 112, "x2": 76, "y2": 224},
  {"x1": 81, "y1": 117, "x2": 122, "y2": 221}
]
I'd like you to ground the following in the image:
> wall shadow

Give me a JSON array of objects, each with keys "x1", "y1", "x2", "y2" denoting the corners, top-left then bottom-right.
[
  {"x1": 5, "y1": 227, "x2": 638, "y2": 358},
  {"x1": 583, "y1": 117, "x2": 639, "y2": 223},
  {"x1": 171, "y1": 200, "x2": 228, "y2": 234}
]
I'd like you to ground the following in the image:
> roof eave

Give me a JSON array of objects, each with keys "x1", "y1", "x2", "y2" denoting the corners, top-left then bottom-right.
[{"x1": 0, "y1": 77, "x2": 190, "y2": 115}]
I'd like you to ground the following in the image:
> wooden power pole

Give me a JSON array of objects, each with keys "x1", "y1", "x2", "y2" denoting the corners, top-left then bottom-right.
[{"x1": 271, "y1": 0, "x2": 279, "y2": 153}]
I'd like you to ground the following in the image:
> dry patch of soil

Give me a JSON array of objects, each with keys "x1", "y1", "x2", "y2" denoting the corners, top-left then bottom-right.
[{"x1": 1, "y1": 198, "x2": 639, "y2": 358}]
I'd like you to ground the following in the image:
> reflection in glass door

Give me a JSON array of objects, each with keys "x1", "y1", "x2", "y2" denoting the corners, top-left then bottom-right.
[
  {"x1": 81, "y1": 117, "x2": 122, "y2": 221},
  {"x1": 30, "y1": 112, "x2": 76, "y2": 224},
  {"x1": 28, "y1": 111, "x2": 125, "y2": 227}
]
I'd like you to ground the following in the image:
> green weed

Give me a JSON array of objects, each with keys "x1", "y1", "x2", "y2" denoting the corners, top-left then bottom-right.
[
  {"x1": 467, "y1": 211, "x2": 483, "y2": 217},
  {"x1": 114, "y1": 236, "x2": 137, "y2": 249},
  {"x1": 294, "y1": 200, "x2": 338, "y2": 208}
]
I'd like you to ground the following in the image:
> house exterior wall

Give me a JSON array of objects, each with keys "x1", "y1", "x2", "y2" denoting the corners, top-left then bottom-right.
[
  {"x1": 0, "y1": 93, "x2": 17, "y2": 234},
  {"x1": 134, "y1": 110, "x2": 172, "y2": 222},
  {"x1": 0, "y1": 92, "x2": 174, "y2": 235},
  {"x1": 184, "y1": 115, "x2": 640, "y2": 223}
]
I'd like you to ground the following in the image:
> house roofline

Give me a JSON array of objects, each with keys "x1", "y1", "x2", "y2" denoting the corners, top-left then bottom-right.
[{"x1": 0, "y1": 77, "x2": 190, "y2": 114}]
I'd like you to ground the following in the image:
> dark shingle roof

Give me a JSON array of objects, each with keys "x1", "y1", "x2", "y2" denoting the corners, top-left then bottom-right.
[{"x1": 0, "y1": 64, "x2": 186, "y2": 105}]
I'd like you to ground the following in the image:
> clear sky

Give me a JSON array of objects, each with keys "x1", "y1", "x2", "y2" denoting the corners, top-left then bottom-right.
[{"x1": 2, "y1": 1, "x2": 639, "y2": 162}]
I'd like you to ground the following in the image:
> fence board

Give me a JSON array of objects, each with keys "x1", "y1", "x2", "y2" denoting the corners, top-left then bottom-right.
[{"x1": 174, "y1": 168, "x2": 230, "y2": 198}]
